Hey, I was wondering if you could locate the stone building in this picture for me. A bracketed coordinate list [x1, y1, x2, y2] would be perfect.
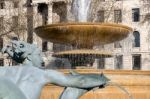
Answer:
[93, 0, 150, 70]
[0, 0, 150, 70]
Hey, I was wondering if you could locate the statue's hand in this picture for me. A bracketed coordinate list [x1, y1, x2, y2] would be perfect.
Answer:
[21, 52, 30, 59]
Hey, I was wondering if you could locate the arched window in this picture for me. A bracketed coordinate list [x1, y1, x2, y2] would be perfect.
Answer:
[133, 31, 140, 47]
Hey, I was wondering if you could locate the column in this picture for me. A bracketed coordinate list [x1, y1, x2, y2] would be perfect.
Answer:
[66, 0, 75, 22]
[123, 55, 132, 70]
[32, 3, 39, 27]
[47, 2, 53, 51]
[47, 2, 53, 24]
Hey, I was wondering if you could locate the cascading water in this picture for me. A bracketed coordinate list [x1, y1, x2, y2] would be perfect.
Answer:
[92, 81, 133, 99]
[72, 0, 91, 22]
[107, 82, 134, 99]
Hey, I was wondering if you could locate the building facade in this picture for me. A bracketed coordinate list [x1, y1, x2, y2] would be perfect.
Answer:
[0, 0, 150, 70]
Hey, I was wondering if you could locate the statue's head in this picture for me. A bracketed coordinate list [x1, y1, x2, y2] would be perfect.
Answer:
[10, 40, 32, 52]
[3, 40, 43, 68]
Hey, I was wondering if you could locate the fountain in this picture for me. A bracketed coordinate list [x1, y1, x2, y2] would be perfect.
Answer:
[35, 23, 131, 67]
[0, 41, 133, 99]
[35, 0, 132, 68]
[72, 0, 91, 22]
[0, 0, 149, 99]
[35, 0, 150, 99]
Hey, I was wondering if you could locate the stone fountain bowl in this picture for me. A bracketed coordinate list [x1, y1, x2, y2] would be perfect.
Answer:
[35, 23, 132, 48]
[53, 49, 112, 67]
[53, 49, 112, 58]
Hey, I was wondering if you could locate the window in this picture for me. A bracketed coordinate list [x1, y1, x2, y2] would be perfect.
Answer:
[114, 55, 123, 69]
[12, 16, 18, 28]
[114, 41, 122, 48]
[114, 10, 122, 23]
[0, 38, 3, 50]
[42, 41, 48, 52]
[132, 54, 141, 70]
[133, 31, 140, 47]
[0, 1, 5, 9]
[0, 17, 4, 32]
[97, 10, 105, 22]
[0, 59, 4, 66]
[53, 43, 59, 52]
[52, 2, 67, 22]
[98, 58, 105, 69]
[42, 62, 45, 67]
[38, 3, 48, 25]
[30, 0, 32, 3]
[13, 1, 19, 8]
[132, 8, 140, 22]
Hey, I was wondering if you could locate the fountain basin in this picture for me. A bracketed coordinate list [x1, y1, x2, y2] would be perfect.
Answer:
[40, 70, 150, 99]
[53, 49, 112, 57]
[53, 49, 112, 68]
[35, 23, 132, 48]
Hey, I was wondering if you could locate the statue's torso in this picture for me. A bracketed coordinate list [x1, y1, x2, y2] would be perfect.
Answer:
[0, 66, 46, 99]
